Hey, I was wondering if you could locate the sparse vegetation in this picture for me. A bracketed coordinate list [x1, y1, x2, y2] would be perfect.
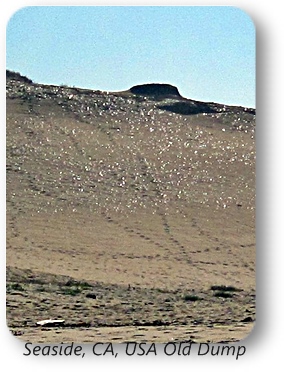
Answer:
[7, 283, 24, 291]
[86, 293, 97, 299]
[61, 279, 93, 296]
[183, 294, 202, 302]
[62, 287, 82, 296]
[65, 279, 92, 289]
[213, 291, 234, 299]
[210, 285, 242, 299]
[210, 285, 242, 292]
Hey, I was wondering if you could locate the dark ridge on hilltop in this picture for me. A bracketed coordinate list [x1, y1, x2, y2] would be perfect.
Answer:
[129, 83, 217, 115]
[6, 70, 33, 84]
[130, 83, 181, 98]
[129, 83, 255, 116]
[6, 69, 255, 116]
[158, 101, 217, 115]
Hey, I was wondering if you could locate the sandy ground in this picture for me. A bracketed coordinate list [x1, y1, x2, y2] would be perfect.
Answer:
[6, 75, 255, 343]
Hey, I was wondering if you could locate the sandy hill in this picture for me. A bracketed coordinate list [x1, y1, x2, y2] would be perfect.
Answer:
[6, 70, 255, 343]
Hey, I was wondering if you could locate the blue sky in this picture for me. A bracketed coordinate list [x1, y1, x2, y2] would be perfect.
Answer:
[6, 6, 255, 108]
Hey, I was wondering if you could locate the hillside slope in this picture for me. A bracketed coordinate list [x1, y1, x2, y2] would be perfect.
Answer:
[6, 71, 256, 343]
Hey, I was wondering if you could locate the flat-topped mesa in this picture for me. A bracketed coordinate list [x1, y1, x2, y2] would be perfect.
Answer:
[129, 83, 182, 98]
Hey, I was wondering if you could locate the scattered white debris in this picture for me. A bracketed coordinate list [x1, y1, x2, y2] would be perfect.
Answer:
[36, 319, 65, 327]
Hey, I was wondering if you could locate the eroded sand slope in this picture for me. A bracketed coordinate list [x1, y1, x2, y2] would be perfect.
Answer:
[6, 72, 256, 342]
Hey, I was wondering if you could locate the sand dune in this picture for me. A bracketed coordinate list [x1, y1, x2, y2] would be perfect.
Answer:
[6, 71, 255, 343]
